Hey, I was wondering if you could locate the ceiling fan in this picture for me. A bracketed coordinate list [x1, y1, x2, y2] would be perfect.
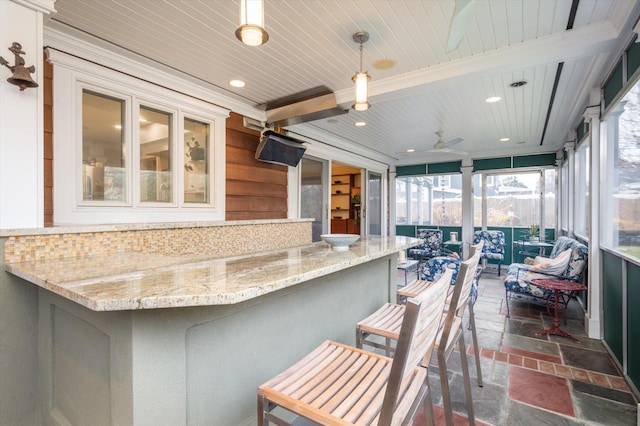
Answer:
[395, 131, 467, 157]
[426, 131, 467, 155]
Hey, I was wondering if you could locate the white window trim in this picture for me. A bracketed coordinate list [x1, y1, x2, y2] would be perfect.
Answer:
[49, 49, 228, 225]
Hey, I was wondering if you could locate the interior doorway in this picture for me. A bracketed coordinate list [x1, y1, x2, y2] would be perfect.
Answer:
[330, 162, 362, 235]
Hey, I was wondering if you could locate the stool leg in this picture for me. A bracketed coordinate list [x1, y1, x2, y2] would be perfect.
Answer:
[468, 300, 483, 387]
[438, 351, 454, 426]
[423, 377, 435, 426]
[458, 332, 475, 425]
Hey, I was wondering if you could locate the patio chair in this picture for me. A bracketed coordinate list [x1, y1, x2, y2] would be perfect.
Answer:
[504, 236, 588, 318]
[473, 230, 505, 276]
[257, 268, 452, 426]
[408, 228, 453, 265]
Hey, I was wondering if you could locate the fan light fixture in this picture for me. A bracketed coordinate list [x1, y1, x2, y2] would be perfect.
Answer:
[352, 31, 370, 111]
[236, 0, 269, 46]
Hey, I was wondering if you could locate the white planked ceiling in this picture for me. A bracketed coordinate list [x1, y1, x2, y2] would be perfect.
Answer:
[45, 0, 640, 165]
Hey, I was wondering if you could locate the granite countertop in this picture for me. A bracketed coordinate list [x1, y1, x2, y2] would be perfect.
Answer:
[5, 235, 420, 311]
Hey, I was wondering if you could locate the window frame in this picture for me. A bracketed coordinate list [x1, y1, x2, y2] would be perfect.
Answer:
[473, 167, 556, 231]
[51, 52, 227, 225]
[600, 72, 640, 262]
[395, 173, 462, 227]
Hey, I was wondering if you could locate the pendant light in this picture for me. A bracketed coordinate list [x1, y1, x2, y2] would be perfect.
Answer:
[236, 0, 269, 47]
[352, 31, 370, 111]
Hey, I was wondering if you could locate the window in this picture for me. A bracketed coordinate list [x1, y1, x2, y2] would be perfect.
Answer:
[396, 174, 462, 226]
[51, 50, 227, 225]
[140, 106, 173, 203]
[561, 160, 569, 230]
[473, 169, 556, 230]
[544, 169, 557, 229]
[184, 118, 210, 204]
[81, 88, 214, 208]
[602, 77, 640, 259]
[574, 141, 590, 238]
[82, 90, 126, 202]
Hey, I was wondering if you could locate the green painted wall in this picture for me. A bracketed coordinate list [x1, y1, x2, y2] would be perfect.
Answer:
[604, 59, 623, 109]
[396, 225, 416, 238]
[627, 262, 640, 390]
[602, 251, 623, 363]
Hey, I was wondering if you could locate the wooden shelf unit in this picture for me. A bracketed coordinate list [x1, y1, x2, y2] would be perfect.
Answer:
[331, 173, 361, 234]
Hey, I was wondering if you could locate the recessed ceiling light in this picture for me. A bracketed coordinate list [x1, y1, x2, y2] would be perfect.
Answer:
[355, 121, 366, 127]
[499, 137, 510, 142]
[510, 80, 527, 88]
[485, 96, 502, 103]
[406, 148, 415, 153]
[229, 79, 246, 88]
[373, 58, 397, 70]
[114, 125, 122, 129]
[516, 140, 526, 144]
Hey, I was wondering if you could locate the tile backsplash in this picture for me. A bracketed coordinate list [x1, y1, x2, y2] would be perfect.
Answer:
[4, 221, 312, 263]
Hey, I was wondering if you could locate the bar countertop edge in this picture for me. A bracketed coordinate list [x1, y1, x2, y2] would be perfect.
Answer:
[5, 235, 421, 311]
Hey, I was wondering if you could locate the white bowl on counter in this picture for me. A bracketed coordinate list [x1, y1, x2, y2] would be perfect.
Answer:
[320, 234, 360, 251]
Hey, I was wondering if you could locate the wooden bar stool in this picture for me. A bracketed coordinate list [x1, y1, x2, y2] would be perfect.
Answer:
[356, 250, 482, 426]
[257, 269, 453, 426]
[397, 242, 485, 387]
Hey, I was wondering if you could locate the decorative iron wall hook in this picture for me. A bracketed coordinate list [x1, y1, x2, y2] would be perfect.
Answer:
[0, 42, 39, 91]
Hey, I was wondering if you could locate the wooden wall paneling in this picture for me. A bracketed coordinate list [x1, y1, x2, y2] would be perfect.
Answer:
[225, 112, 288, 220]
[226, 180, 287, 198]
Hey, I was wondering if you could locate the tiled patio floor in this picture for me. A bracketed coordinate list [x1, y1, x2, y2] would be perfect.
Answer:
[407, 270, 639, 426]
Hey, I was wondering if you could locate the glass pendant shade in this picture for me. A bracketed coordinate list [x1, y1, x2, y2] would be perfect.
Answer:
[236, 0, 269, 46]
[352, 71, 370, 111]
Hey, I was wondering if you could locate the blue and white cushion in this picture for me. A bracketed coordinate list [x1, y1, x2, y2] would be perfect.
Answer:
[473, 230, 505, 261]
[419, 256, 481, 303]
[409, 228, 444, 259]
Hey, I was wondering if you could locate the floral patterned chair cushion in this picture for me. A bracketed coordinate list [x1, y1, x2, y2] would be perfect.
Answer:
[408, 228, 448, 260]
[472, 230, 506, 275]
[419, 256, 482, 304]
[503, 236, 588, 315]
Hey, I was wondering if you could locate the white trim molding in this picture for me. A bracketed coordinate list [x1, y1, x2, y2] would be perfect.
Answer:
[10, 0, 56, 15]
[584, 103, 602, 339]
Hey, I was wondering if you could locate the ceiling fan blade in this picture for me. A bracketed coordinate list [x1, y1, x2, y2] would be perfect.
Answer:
[438, 147, 468, 155]
[423, 145, 468, 156]
[446, 0, 476, 52]
[445, 137, 463, 147]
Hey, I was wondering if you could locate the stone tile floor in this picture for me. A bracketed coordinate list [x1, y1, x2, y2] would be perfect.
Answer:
[408, 271, 639, 426]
